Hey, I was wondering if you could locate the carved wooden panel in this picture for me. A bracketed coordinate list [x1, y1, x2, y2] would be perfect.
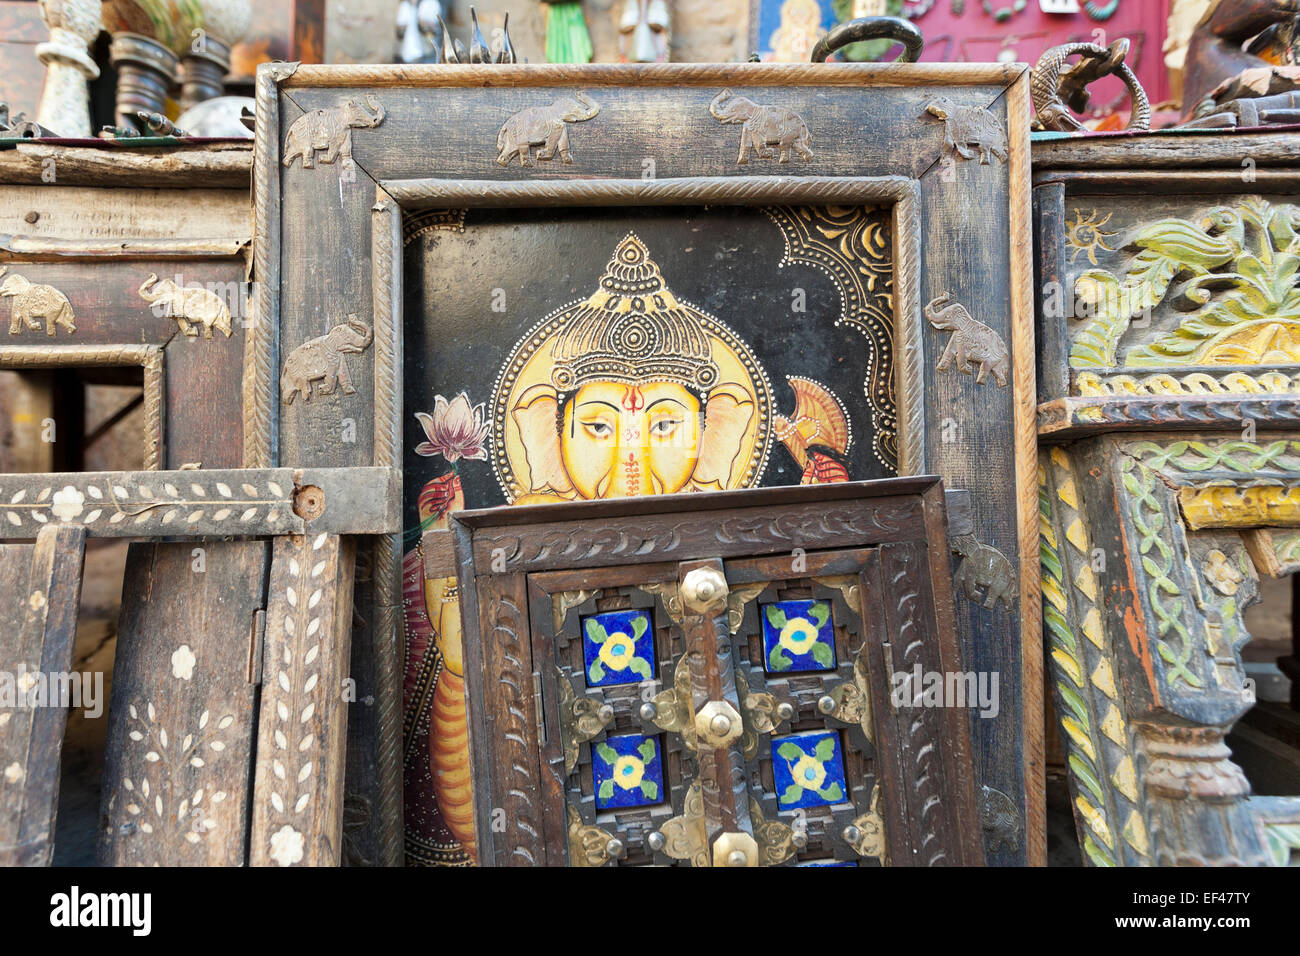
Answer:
[98, 541, 267, 866]
[451, 477, 981, 866]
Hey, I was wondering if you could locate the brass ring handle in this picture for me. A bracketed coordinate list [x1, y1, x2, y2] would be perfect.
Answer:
[1031, 40, 1151, 133]
[810, 16, 925, 64]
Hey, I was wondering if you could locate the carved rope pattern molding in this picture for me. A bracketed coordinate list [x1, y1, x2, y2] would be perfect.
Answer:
[1039, 448, 1149, 865]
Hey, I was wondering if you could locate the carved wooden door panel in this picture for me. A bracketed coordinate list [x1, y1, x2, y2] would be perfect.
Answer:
[449, 478, 982, 866]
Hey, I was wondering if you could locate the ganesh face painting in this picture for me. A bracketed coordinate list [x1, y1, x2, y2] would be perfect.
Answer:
[491, 233, 774, 503]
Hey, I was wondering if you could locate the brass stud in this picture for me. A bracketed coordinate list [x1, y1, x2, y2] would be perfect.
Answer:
[639, 701, 658, 721]
[817, 695, 836, 715]
[843, 825, 861, 844]
[605, 838, 625, 860]
[646, 831, 665, 852]
[776, 702, 795, 721]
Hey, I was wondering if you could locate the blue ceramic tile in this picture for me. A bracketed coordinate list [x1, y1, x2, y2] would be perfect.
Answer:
[796, 859, 858, 867]
[771, 730, 848, 809]
[761, 599, 836, 673]
[582, 609, 655, 687]
[592, 733, 664, 810]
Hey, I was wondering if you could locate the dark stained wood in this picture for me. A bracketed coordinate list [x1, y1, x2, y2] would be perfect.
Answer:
[0, 524, 85, 866]
[453, 477, 981, 866]
[97, 540, 268, 866]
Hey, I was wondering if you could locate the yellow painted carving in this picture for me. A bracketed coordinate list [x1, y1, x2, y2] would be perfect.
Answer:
[1100, 704, 1126, 746]
[1091, 658, 1117, 700]
[1179, 485, 1300, 530]
[1076, 369, 1300, 396]
[1061, 716, 1096, 761]
[1066, 518, 1088, 553]
[1082, 607, 1104, 648]
[1043, 576, 1068, 614]
[1053, 649, 1083, 688]
[1113, 756, 1138, 802]
[1074, 563, 1098, 602]
[1122, 809, 1149, 855]
[1076, 796, 1115, 849]
[1051, 446, 1071, 469]
[1058, 477, 1079, 511]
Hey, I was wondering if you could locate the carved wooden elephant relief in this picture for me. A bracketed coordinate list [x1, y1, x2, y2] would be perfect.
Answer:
[280, 316, 374, 404]
[0, 268, 75, 337]
[282, 95, 386, 169]
[496, 92, 601, 167]
[708, 89, 813, 165]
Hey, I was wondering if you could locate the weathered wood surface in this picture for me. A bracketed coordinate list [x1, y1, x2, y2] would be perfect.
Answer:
[0, 143, 252, 189]
[0, 524, 86, 866]
[1032, 130, 1300, 172]
[250, 533, 356, 866]
[97, 541, 267, 866]
[0, 186, 250, 244]
[0, 466, 400, 538]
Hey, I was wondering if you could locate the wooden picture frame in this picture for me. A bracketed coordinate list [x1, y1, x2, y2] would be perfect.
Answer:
[253, 62, 1042, 866]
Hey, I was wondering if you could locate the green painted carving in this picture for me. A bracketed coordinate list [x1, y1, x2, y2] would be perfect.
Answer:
[1039, 468, 1117, 867]
[1118, 446, 1203, 690]
[1068, 200, 1300, 369]
[1264, 822, 1300, 866]
[1070, 215, 1238, 368]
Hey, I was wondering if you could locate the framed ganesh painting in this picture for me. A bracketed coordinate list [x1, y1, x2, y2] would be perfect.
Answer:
[253, 61, 1040, 866]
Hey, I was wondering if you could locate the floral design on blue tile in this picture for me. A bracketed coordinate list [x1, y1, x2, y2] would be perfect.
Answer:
[582, 609, 655, 687]
[593, 733, 663, 809]
[772, 730, 848, 809]
[762, 599, 836, 673]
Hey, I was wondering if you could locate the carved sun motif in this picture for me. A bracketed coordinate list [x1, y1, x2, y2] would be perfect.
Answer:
[1066, 209, 1118, 266]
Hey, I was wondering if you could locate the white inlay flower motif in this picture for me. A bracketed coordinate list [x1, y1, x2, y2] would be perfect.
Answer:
[51, 486, 85, 521]
[171, 644, 197, 681]
[269, 824, 305, 866]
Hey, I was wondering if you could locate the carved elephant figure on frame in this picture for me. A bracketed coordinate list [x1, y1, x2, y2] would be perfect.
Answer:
[924, 293, 1010, 387]
[138, 273, 233, 338]
[496, 92, 600, 167]
[952, 534, 1016, 611]
[0, 268, 75, 336]
[925, 97, 1008, 165]
[280, 315, 374, 405]
[282, 95, 386, 169]
[709, 89, 813, 165]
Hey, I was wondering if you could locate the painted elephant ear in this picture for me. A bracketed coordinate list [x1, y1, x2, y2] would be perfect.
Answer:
[690, 383, 755, 493]
[511, 383, 575, 500]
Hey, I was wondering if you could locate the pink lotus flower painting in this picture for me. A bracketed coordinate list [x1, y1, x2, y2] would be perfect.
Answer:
[414, 392, 490, 465]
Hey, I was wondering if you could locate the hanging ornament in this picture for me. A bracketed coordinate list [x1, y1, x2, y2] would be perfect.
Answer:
[540, 0, 594, 63]
[981, 0, 1028, 22]
[1083, 0, 1119, 21]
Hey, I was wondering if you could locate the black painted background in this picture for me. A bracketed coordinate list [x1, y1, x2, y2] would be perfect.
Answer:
[401, 204, 895, 531]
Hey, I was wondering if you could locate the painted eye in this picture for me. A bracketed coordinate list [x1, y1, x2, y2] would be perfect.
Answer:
[583, 420, 614, 438]
[650, 418, 681, 436]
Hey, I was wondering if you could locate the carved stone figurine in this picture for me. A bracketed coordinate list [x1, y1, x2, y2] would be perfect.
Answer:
[280, 316, 374, 405]
[708, 89, 813, 165]
[138, 273, 233, 338]
[495, 92, 600, 167]
[925, 97, 1008, 165]
[924, 293, 1009, 387]
[281, 95, 386, 170]
[0, 268, 75, 337]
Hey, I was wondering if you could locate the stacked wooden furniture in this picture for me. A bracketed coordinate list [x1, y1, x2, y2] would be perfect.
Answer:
[1035, 128, 1300, 866]
[0, 140, 399, 866]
